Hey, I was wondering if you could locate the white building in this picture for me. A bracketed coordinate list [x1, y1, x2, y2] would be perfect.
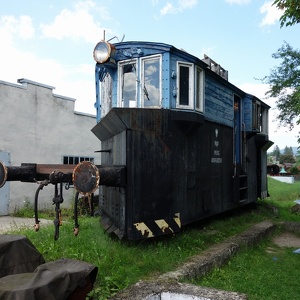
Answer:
[0, 78, 101, 215]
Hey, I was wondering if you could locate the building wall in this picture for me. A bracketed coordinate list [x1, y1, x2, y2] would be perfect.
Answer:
[0, 78, 101, 213]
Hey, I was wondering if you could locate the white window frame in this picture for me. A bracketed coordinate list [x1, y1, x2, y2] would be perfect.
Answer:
[176, 61, 194, 109]
[140, 54, 162, 108]
[118, 59, 138, 108]
[195, 66, 204, 112]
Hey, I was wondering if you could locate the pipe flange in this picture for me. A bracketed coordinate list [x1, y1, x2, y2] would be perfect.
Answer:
[72, 161, 100, 196]
[0, 161, 7, 188]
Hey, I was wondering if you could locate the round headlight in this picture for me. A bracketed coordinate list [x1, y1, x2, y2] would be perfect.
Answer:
[93, 41, 112, 64]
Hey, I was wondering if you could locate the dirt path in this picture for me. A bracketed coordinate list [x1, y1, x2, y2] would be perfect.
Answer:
[273, 231, 300, 248]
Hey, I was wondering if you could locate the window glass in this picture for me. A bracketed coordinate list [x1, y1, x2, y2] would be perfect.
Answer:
[142, 57, 160, 107]
[177, 62, 193, 109]
[120, 62, 137, 107]
[179, 65, 189, 105]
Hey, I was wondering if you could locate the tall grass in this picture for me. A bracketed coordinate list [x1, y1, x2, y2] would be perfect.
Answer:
[9, 177, 300, 299]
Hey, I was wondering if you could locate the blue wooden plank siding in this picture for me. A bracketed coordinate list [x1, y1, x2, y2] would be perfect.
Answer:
[204, 74, 234, 127]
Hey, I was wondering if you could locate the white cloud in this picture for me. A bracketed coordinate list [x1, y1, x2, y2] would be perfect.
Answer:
[260, 1, 283, 26]
[225, 0, 251, 5]
[160, 0, 198, 16]
[160, 3, 175, 15]
[0, 11, 95, 115]
[0, 15, 35, 41]
[179, 0, 198, 9]
[40, 0, 109, 43]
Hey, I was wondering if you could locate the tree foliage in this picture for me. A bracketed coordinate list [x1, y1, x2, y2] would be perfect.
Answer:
[280, 154, 296, 164]
[268, 145, 296, 164]
[283, 145, 294, 155]
[270, 145, 281, 161]
[273, 0, 300, 27]
[263, 42, 300, 132]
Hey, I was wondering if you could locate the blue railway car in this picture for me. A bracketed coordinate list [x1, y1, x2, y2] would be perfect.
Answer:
[0, 39, 274, 240]
[91, 40, 273, 240]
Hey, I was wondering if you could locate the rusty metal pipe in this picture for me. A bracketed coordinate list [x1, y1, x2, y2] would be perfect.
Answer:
[0, 161, 126, 190]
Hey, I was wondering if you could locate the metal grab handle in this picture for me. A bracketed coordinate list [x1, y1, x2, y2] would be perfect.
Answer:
[74, 191, 80, 236]
[52, 176, 64, 241]
[34, 180, 49, 231]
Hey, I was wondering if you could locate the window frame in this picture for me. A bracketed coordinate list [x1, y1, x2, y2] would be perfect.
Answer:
[252, 100, 262, 132]
[195, 66, 204, 112]
[176, 61, 194, 109]
[118, 58, 138, 108]
[140, 54, 162, 108]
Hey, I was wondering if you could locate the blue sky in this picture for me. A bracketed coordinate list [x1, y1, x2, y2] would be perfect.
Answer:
[0, 0, 299, 150]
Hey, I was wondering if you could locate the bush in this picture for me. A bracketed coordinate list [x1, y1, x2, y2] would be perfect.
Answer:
[289, 166, 300, 175]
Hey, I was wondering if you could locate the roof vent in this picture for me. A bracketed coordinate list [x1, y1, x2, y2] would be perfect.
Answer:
[202, 55, 228, 81]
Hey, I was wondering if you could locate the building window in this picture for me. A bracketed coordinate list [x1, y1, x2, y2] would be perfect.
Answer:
[177, 62, 193, 109]
[141, 55, 161, 108]
[118, 59, 138, 108]
[195, 66, 204, 112]
[63, 156, 94, 165]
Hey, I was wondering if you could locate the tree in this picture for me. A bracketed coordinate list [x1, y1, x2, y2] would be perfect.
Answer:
[263, 42, 300, 135]
[273, 0, 300, 27]
[280, 146, 296, 163]
[271, 145, 281, 161]
[283, 146, 294, 155]
[280, 154, 296, 164]
[264, 2, 300, 144]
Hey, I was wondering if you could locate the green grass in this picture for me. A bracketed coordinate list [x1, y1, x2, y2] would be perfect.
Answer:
[187, 177, 300, 300]
[190, 237, 300, 300]
[9, 177, 300, 299]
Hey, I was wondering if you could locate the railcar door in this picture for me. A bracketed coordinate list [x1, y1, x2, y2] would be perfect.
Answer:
[233, 95, 248, 203]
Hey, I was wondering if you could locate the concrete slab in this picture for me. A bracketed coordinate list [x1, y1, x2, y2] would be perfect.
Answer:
[112, 281, 247, 300]
[0, 216, 52, 234]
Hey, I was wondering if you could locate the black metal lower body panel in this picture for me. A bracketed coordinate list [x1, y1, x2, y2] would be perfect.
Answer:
[97, 108, 262, 240]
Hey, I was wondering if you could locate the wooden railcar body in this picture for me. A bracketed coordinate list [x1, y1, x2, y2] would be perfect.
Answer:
[92, 41, 273, 240]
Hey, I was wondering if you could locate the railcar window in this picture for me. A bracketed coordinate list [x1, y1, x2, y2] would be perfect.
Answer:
[252, 101, 261, 131]
[179, 66, 189, 105]
[195, 66, 204, 112]
[141, 56, 161, 108]
[119, 60, 137, 108]
[177, 62, 193, 109]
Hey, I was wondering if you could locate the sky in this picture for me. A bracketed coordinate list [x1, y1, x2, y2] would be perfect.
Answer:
[0, 0, 299, 150]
